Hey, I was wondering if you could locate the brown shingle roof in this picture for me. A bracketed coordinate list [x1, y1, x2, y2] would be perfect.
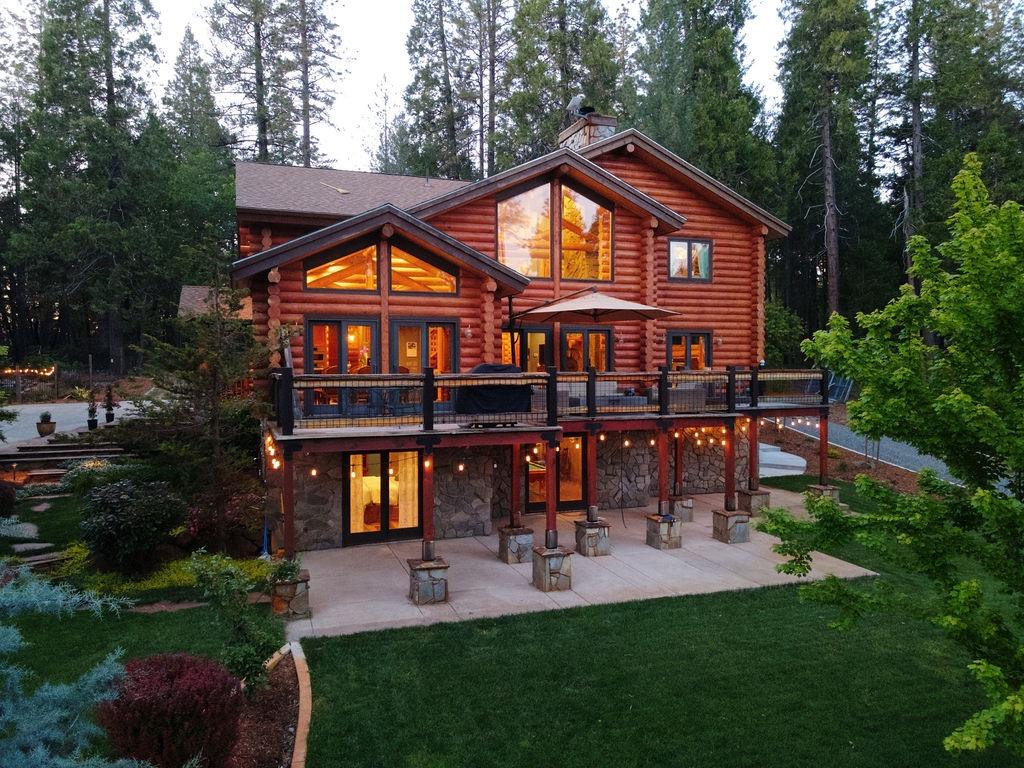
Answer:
[235, 162, 471, 219]
[178, 285, 253, 320]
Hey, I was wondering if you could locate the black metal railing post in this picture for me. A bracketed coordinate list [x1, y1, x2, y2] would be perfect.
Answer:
[658, 365, 670, 415]
[423, 367, 435, 431]
[276, 367, 294, 435]
[726, 366, 737, 412]
[750, 366, 759, 408]
[820, 368, 830, 405]
[586, 366, 597, 418]
[546, 366, 558, 426]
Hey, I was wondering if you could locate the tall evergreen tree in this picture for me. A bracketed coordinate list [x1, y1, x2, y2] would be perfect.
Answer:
[633, 0, 773, 196]
[495, 0, 618, 169]
[208, 0, 299, 163]
[164, 26, 226, 150]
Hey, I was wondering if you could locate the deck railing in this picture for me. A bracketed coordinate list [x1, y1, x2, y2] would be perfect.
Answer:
[269, 366, 828, 435]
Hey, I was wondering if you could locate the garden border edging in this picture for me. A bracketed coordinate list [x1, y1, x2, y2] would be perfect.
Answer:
[289, 640, 313, 768]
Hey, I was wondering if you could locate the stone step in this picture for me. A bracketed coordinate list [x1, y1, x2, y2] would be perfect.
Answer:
[23, 468, 67, 483]
[758, 444, 807, 479]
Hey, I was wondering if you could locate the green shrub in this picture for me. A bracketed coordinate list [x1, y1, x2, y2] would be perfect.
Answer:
[0, 480, 16, 517]
[81, 480, 186, 573]
[60, 459, 160, 495]
[187, 552, 283, 688]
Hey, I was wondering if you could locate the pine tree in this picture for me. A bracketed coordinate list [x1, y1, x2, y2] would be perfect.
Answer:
[208, 0, 299, 163]
[633, 0, 774, 196]
[495, 0, 619, 169]
[280, 0, 342, 167]
[163, 26, 226, 150]
[404, 0, 476, 179]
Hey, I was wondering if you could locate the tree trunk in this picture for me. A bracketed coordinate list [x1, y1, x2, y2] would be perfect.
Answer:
[555, 0, 571, 109]
[253, 16, 269, 162]
[102, 0, 116, 126]
[907, 0, 924, 283]
[821, 104, 840, 317]
[476, 5, 485, 178]
[299, 0, 312, 167]
[437, 0, 458, 177]
[486, 0, 497, 176]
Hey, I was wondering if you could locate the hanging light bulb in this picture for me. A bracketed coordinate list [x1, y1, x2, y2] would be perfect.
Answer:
[599, 433, 606, 442]
[423, 458, 431, 469]
[310, 468, 318, 477]
[457, 462, 465, 472]
[623, 439, 631, 448]
[709, 437, 716, 445]
[674, 431, 680, 439]
[350, 470, 356, 478]
[271, 458, 281, 470]
[649, 438, 656, 446]
[388, 466, 395, 476]
[696, 439, 703, 447]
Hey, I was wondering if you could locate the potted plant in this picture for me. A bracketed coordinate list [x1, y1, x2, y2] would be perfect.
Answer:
[266, 558, 309, 618]
[86, 392, 98, 431]
[103, 384, 117, 424]
[36, 410, 55, 437]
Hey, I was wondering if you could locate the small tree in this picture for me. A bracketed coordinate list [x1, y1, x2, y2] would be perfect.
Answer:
[0, 346, 17, 442]
[760, 155, 1024, 756]
[119, 284, 266, 552]
[0, 558, 139, 767]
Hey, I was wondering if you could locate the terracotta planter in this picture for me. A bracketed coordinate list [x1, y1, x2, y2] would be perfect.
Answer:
[36, 421, 56, 437]
[270, 570, 310, 619]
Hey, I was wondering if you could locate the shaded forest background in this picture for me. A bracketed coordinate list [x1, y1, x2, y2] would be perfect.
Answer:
[0, 0, 1021, 370]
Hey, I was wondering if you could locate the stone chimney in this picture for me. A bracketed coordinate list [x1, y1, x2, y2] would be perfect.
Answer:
[558, 108, 618, 150]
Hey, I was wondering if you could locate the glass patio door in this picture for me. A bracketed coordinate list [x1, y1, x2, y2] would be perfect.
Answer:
[525, 436, 586, 511]
[561, 328, 611, 372]
[307, 320, 378, 414]
[667, 332, 711, 371]
[343, 450, 422, 545]
[392, 321, 455, 374]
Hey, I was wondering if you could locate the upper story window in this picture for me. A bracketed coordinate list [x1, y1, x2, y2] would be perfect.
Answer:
[668, 238, 712, 282]
[390, 245, 457, 294]
[305, 243, 378, 291]
[497, 183, 552, 278]
[561, 184, 612, 281]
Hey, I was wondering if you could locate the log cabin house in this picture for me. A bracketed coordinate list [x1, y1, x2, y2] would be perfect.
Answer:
[232, 112, 834, 597]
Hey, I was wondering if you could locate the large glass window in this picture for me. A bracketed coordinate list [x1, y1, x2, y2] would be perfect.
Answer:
[305, 244, 378, 291]
[561, 185, 612, 281]
[667, 331, 711, 370]
[307, 320, 377, 412]
[561, 328, 611, 372]
[668, 239, 712, 282]
[501, 329, 551, 372]
[390, 245, 457, 294]
[497, 183, 552, 278]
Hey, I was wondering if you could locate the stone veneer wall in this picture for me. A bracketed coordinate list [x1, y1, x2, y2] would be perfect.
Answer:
[596, 430, 750, 509]
[432, 447, 499, 539]
[291, 452, 344, 550]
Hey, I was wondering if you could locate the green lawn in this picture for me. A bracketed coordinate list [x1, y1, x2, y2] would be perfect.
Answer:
[301, 476, 1023, 768]
[1, 494, 82, 556]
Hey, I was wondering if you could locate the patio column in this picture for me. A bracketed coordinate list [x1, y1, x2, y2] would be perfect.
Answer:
[280, 446, 296, 557]
[738, 416, 770, 514]
[585, 430, 598, 519]
[499, 444, 534, 564]
[576, 430, 611, 557]
[408, 447, 449, 604]
[533, 437, 572, 591]
[656, 429, 670, 515]
[723, 417, 737, 512]
[420, 448, 436, 560]
[544, 441, 558, 548]
[673, 429, 684, 496]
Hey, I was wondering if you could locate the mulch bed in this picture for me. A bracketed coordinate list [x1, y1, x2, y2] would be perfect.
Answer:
[763, 420, 921, 494]
[231, 652, 299, 768]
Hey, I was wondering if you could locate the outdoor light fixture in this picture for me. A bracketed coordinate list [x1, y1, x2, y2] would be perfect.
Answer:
[423, 458, 431, 469]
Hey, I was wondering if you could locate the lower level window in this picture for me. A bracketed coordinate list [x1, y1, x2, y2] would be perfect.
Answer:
[667, 332, 711, 370]
[346, 451, 420, 539]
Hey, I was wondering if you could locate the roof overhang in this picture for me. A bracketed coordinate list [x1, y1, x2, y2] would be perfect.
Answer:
[579, 129, 791, 239]
[231, 204, 531, 297]
[409, 148, 686, 236]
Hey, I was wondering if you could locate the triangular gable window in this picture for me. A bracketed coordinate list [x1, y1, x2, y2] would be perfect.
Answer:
[390, 245, 457, 294]
[305, 243, 378, 291]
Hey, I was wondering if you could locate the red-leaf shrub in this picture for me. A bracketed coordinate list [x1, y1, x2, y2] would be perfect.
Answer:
[98, 653, 243, 768]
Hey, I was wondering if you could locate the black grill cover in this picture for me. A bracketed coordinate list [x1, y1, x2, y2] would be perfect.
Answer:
[455, 363, 534, 414]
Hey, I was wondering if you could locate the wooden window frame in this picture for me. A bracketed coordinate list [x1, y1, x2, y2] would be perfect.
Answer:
[559, 180, 615, 283]
[389, 318, 461, 374]
[495, 178, 554, 281]
[302, 233, 382, 294]
[341, 449, 424, 546]
[387, 237, 460, 297]
[667, 237, 714, 283]
[559, 326, 614, 372]
[665, 330, 713, 370]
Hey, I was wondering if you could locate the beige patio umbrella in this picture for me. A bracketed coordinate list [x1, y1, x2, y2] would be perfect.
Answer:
[514, 287, 680, 323]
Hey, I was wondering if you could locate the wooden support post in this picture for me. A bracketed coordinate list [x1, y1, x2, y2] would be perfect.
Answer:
[724, 418, 737, 512]
[544, 441, 558, 548]
[510, 444, 523, 528]
[818, 413, 829, 487]
[585, 432, 598, 510]
[673, 429, 684, 497]
[657, 430, 669, 506]
[422, 448, 436, 561]
[748, 417, 760, 491]
[281, 449, 296, 557]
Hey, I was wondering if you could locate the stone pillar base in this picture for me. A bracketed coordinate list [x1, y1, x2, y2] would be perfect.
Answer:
[738, 489, 771, 515]
[808, 484, 841, 502]
[532, 546, 573, 591]
[669, 495, 694, 522]
[498, 526, 534, 564]
[574, 519, 611, 557]
[645, 514, 682, 549]
[712, 510, 750, 544]
[407, 558, 450, 604]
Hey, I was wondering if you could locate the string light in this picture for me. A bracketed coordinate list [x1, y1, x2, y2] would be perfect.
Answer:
[599, 433, 606, 441]
[423, 458, 431, 469]
[623, 439, 631, 448]
[457, 461, 465, 472]
[271, 458, 281, 470]
[1, 366, 55, 376]
[674, 431, 680, 439]
[649, 438, 656, 446]
[310, 468, 318, 477]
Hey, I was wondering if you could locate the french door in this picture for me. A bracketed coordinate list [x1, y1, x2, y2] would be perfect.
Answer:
[391, 321, 457, 374]
[560, 327, 611, 372]
[306, 319, 379, 414]
[525, 435, 587, 511]
[667, 331, 711, 371]
[342, 450, 422, 545]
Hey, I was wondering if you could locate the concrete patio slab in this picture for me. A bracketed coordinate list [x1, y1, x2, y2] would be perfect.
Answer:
[288, 491, 872, 640]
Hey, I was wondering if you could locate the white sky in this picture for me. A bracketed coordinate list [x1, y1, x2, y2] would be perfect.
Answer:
[7, 0, 786, 171]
